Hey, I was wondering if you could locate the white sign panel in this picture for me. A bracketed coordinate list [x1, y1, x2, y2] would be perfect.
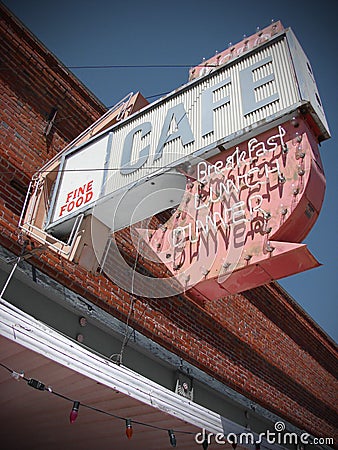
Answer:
[49, 133, 110, 226]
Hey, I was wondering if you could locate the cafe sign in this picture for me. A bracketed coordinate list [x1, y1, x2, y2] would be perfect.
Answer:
[45, 23, 329, 235]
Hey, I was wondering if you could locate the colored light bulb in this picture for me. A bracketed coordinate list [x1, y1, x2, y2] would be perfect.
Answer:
[125, 419, 133, 439]
[168, 429, 176, 447]
[70, 401, 80, 424]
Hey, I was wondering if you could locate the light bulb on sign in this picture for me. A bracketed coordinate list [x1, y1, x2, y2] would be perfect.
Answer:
[292, 132, 302, 146]
[295, 146, 305, 160]
[291, 117, 299, 128]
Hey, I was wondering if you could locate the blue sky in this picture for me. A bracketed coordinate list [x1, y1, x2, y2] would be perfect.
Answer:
[3, 0, 337, 342]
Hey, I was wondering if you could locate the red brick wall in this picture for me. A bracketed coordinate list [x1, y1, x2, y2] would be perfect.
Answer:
[1, 4, 337, 444]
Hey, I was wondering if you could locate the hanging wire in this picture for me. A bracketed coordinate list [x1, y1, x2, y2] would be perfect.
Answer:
[0, 257, 21, 299]
[0, 164, 182, 176]
[0, 71, 211, 178]
[0, 63, 217, 71]
[0, 241, 29, 299]
[112, 296, 135, 365]
[111, 235, 144, 365]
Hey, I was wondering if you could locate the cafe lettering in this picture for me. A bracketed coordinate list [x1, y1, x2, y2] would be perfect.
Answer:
[120, 56, 279, 175]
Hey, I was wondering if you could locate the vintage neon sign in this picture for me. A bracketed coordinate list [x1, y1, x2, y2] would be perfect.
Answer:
[44, 24, 329, 234]
[21, 22, 329, 297]
[137, 116, 325, 298]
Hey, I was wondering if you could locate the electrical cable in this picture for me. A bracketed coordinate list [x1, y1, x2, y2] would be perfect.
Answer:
[0, 361, 196, 436]
[113, 295, 135, 365]
[0, 164, 183, 175]
[111, 226, 145, 364]
[53, 90, 171, 120]
[0, 63, 216, 71]
[0, 241, 29, 299]
[18, 79, 206, 178]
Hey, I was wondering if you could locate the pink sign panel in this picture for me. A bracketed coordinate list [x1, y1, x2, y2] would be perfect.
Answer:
[138, 115, 325, 298]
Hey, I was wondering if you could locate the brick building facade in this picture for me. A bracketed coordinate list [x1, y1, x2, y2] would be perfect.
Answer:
[0, 4, 337, 449]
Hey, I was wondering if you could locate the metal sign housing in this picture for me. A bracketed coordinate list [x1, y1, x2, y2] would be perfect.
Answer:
[44, 24, 329, 237]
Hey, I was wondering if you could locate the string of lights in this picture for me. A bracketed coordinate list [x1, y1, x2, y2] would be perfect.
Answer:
[0, 216, 257, 450]
[0, 361, 201, 448]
